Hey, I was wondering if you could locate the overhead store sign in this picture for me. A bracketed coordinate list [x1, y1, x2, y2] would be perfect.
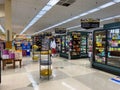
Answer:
[55, 28, 66, 34]
[81, 18, 100, 29]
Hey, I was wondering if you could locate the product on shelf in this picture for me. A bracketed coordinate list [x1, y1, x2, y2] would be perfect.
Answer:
[94, 30, 106, 63]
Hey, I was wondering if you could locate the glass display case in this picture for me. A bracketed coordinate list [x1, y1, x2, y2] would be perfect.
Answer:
[94, 30, 106, 64]
[88, 33, 93, 58]
[61, 35, 66, 54]
[60, 31, 88, 59]
[80, 32, 88, 57]
[92, 22, 120, 75]
[107, 28, 120, 67]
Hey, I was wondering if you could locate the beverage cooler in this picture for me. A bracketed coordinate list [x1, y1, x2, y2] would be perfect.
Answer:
[92, 22, 120, 75]
[60, 31, 88, 59]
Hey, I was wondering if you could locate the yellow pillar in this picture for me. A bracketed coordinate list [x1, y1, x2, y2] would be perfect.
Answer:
[5, 0, 12, 41]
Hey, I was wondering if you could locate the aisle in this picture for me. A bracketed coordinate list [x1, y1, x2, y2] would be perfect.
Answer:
[0, 57, 120, 90]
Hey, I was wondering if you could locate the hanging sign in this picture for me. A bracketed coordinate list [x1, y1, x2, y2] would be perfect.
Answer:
[81, 18, 100, 29]
[55, 28, 66, 34]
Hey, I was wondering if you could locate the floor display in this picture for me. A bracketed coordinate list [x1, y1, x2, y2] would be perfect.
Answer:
[39, 37, 52, 79]
[15, 35, 32, 56]
[60, 31, 88, 59]
[32, 35, 42, 61]
[92, 22, 120, 75]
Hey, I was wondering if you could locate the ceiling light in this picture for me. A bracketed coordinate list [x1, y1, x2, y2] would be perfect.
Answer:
[98, 2, 115, 9]
[48, 0, 60, 6]
[20, 0, 60, 34]
[87, 8, 100, 13]
[42, 5, 52, 11]
[0, 25, 5, 33]
[33, 1, 120, 35]
[113, 0, 120, 3]
[101, 15, 120, 21]
[67, 25, 81, 30]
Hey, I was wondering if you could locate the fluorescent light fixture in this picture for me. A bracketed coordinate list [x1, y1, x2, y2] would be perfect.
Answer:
[0, 25, 5, 33]
[87, 8, 100, 13]
[20, 0, 60, 34]
[98, 2, 115, 9]
[48, 0, 60, 6]
[33, 1, 120, 35]
[113, 0, 120, 3]
[42, 5, 52, 11]
[67, 25, 81, 30]
[101, 15, 120, 21]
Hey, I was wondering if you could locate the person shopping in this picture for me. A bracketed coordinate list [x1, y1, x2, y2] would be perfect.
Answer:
[50, 38, 56, 57]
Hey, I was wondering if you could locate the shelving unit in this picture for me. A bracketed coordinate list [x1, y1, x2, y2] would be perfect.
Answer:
[39, 37, 52, 79]
[92, 22, 120, 75]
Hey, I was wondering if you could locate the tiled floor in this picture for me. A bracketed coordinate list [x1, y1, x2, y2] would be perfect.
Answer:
[0, 56, 120, 90]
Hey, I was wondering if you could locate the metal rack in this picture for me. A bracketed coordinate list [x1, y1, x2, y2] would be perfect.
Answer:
[39, 37, 52, 80]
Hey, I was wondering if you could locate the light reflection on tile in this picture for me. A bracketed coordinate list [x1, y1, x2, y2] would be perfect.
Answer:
[73, 72, 120, 90]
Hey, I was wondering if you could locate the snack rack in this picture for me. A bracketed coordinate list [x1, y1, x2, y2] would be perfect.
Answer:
[39, 37, 52, 80]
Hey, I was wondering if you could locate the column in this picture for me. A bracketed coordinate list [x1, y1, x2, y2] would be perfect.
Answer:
[5, 0, 12, 41]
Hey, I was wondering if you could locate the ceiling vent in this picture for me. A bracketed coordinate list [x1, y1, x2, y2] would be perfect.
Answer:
[57, 0, 76, 7]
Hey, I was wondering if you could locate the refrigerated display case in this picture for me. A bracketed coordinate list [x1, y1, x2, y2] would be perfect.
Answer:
[60, 31, 88, 59]
[88, 32, 93, 58]
[93, 30, 106, 64]
[92, 22, 120, 75]
[107, 28, 120, 68]
[60, 35, 68, 58]
[80, 32, 88, 57]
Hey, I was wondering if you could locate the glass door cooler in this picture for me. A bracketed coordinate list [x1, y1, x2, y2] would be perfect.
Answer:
[92, 22, 120, 75]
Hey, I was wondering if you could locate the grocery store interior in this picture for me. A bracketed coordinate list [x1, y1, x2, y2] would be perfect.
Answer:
[0, 0, 120, 90]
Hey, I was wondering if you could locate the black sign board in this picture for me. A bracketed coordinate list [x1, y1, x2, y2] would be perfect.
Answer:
[81, 18, 100, 29]
[55, 28, 66, 34]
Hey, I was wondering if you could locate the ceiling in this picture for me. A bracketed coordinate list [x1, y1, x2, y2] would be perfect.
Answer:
[0, 0, 120, 34]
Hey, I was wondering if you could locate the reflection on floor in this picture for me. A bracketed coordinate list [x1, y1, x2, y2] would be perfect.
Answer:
[0, 56, 120, 90]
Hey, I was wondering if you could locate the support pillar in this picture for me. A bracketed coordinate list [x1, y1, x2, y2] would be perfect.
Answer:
[5, 0, 12, 41]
